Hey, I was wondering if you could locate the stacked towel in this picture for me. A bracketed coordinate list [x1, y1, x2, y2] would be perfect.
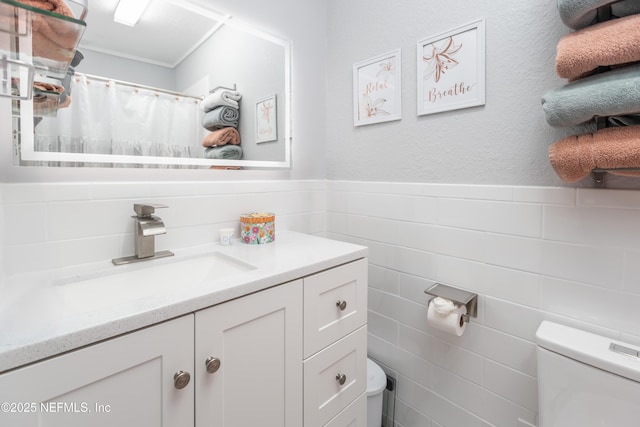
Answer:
[542, 63, 640, 127]
[557, 0, 640, 30]
[200, 87, 243, 161]
[204, 145, 243, 160]
[201, 127, 240, 147]
[200, 89, 242, 111]
[15, 0, 79, 62]
[543, 1, 640, 181]
[556, 15, 640, 81]
[15, 0, 73, 16]
[549, 126, 640, 182]
[201, 105, 240, 131]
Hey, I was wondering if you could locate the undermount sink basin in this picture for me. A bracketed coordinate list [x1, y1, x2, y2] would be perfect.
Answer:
[54, 252, 256, 311]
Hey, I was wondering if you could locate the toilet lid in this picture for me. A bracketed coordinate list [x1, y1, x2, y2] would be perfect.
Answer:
[366, 358, 387, 396]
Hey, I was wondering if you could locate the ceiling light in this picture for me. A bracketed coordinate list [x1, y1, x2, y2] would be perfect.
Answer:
[113, 0, 151, 27]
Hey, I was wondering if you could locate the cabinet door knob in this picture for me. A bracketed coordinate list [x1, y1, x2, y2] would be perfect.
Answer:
[336, 300, 347, 311]
[173, 370, 191, 389]
[335, 373, 347, 385]
[205, 356, 221, 374]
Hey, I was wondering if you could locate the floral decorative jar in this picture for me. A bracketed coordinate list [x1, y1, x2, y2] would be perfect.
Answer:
[240, 213, 275, 244]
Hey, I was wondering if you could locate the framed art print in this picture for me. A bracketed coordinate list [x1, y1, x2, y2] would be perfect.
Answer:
[417, 19, 485, 116]
[353, 49, 402, 126]
[256, 94, 277, 143]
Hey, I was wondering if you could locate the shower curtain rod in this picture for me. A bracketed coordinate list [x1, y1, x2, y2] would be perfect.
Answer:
[76, 73, 203, 101]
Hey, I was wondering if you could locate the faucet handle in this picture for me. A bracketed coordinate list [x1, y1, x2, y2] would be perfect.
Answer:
[134, 203, 168, 217]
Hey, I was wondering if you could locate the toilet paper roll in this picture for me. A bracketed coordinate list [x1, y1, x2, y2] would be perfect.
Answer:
[427, 298, 467, 336]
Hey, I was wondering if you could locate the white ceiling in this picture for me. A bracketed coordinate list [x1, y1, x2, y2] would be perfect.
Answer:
[78, 0, 227, 68]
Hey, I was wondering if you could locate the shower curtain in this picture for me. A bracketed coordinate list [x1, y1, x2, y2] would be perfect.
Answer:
[33, 74, 204, 168]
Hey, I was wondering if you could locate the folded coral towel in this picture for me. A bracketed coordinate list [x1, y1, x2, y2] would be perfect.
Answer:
[556, 15, 640, 81]
[542, 63, 640, 127]
[200, 89, 242, 112]
[15, 0, 73, 16]
[557, 0, 640, 30]
[204, 144, 243, 160]
[201, 106, 239, 131]
[549, 126, 640, 182]
[14, 0, 78, 62]
[201, 127, 241, 147]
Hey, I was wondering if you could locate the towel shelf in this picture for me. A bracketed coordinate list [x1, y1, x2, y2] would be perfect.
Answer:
[592, 167, 640, 187]
[0, 0, 86, 80]
[596, 4, 611, 21]
[590, 113, 640, 186]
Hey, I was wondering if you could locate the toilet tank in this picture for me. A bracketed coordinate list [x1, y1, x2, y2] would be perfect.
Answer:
[536, 321, 640, 427]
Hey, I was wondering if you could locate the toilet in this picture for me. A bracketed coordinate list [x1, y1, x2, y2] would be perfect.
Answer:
[366, 358, 387, 427]
[536, 321, 640, 427]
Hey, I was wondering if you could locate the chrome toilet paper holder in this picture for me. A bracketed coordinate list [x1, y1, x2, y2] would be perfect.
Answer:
[424, 283, 478, 323]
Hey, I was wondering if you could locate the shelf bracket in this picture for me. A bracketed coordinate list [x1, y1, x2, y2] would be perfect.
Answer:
[424, 283, 478, 320]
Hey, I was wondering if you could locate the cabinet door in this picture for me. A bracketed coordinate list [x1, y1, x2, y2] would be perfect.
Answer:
[0, 315, 194, 427]
[195, 280, 303, 427]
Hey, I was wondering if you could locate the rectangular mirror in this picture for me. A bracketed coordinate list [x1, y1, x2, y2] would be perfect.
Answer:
[13, 0, 291, 168]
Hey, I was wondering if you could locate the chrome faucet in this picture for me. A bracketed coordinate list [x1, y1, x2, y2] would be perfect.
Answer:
[112, 203, 174, 265]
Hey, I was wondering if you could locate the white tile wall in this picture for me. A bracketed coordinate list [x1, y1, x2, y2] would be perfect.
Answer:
[0, 180, 327, 277]
[2, 179, 639, 427]
[326, 181, 640, 427]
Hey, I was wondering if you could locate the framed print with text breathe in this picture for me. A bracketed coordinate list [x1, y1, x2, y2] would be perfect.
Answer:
[417, 19, 485, 116]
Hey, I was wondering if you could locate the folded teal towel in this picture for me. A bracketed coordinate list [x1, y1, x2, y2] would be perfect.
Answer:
[204, 144, 243, 160]
[542, 64, 640, 127]
[201, 106, 239, 131]
[557, 0, 640, 29]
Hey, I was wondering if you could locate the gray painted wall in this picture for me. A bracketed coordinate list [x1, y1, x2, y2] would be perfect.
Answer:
[176, 24, 286, 162]
[78, 48, 177, 91]
[325, 0, 638, 188]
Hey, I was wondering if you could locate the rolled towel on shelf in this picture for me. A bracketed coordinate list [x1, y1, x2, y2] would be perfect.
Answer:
[15, 0, 80, 62]
[541, 63, 640, 127]
[204, 144, 243, 160]
[549, 126, 640, 182]
[15, 0, 73, 16]
[557, 0, 640, 30]
[556, 15, 640, 81]
[201, 105, 239, 131]
[200, 89, 242, 112]
[201, 127, 240, 147]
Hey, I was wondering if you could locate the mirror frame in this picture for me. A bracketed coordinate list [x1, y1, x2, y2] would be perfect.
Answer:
[18, 6, 292, 169]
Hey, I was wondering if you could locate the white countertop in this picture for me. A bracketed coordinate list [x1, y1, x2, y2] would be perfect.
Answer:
[0, 231, 367, 373]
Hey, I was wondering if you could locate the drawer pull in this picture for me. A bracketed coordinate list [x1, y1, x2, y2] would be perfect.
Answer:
[173, 370, 191, 389]
[336, 300, 347, 311]
[205, 356, 221, 374]
[335, 373, 347, 385]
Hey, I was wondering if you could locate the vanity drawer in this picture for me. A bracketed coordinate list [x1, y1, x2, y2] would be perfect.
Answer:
[304, 258, 367, 358]
[324, 393, 366, 427]
[303, 326, 367, 427]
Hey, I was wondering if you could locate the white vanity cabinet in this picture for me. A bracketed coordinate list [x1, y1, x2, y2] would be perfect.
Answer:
[0, 255, 368, 427]
[0, 314, 195, 427]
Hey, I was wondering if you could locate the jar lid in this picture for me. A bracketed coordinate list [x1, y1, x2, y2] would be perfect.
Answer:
[240, 213, 275, 223]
